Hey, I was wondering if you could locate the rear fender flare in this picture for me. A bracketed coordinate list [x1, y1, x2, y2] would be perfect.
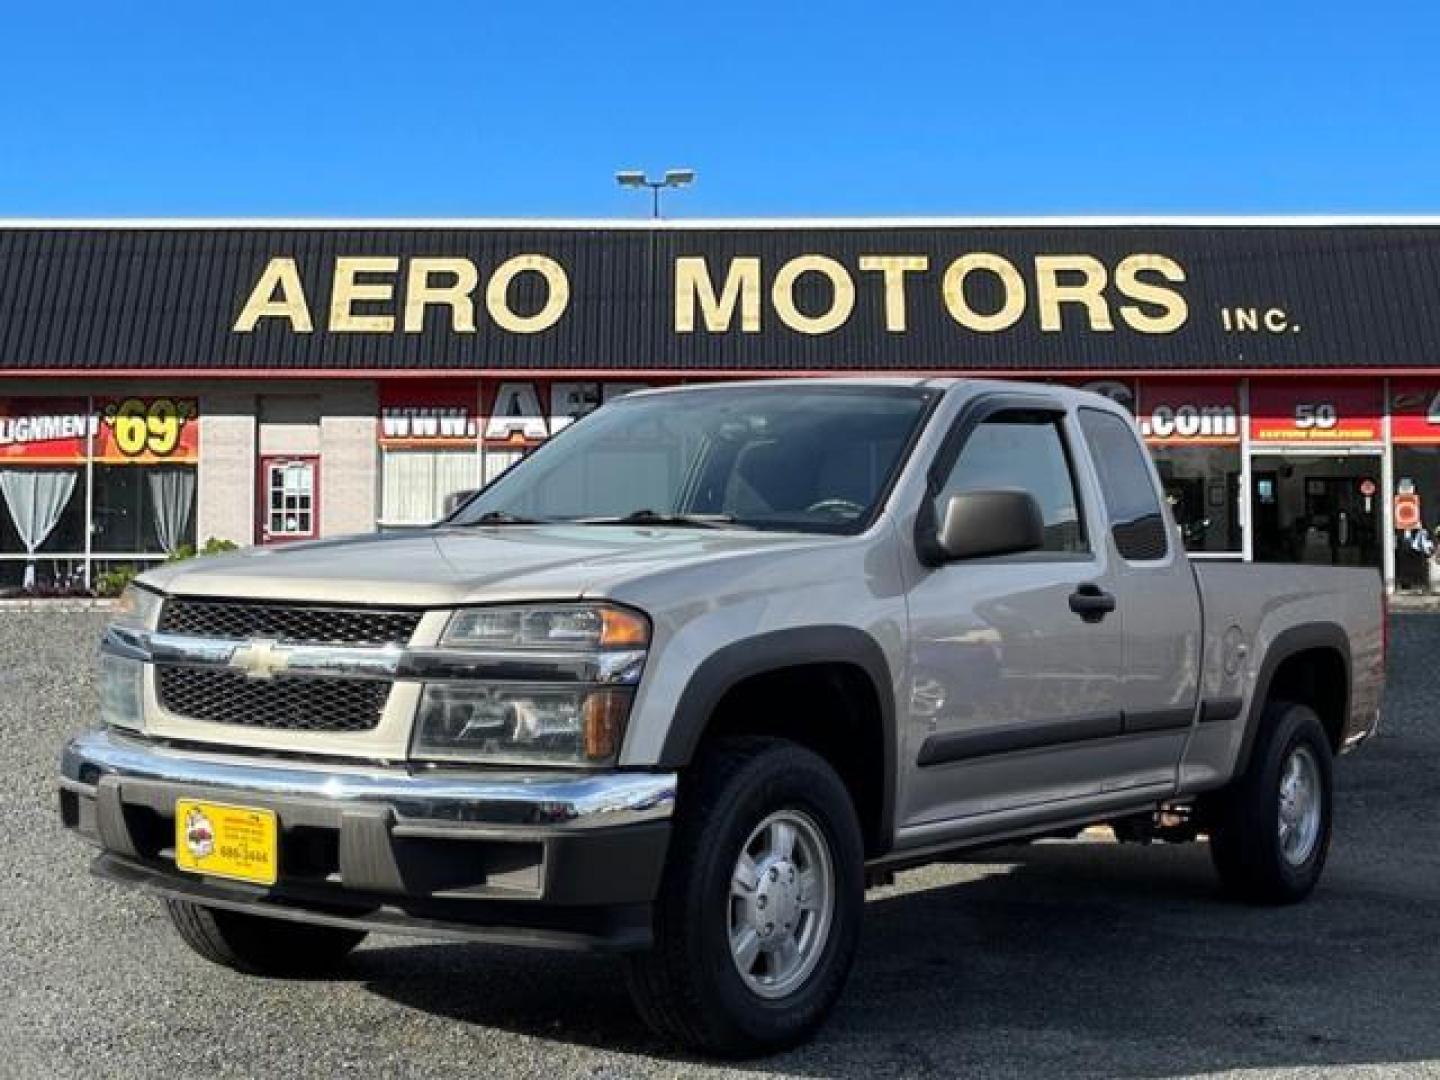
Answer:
[1236, 621, 1350, 772]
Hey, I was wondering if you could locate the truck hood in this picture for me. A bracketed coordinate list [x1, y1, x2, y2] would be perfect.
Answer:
[139, 525, 838, 607]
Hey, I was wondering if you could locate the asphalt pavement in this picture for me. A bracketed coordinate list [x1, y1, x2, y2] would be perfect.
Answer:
[2, 609, 1437, 1079]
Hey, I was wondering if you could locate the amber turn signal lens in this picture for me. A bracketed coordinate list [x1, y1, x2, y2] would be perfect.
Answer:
[599, 607, 650, 648]
[582, 689, 632, 761]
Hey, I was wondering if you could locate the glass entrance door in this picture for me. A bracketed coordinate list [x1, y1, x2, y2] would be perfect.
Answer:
[1251, 454, 1381, 567]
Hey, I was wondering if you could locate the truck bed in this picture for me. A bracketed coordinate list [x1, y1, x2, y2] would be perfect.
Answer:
[1178, 561, 1385, 793]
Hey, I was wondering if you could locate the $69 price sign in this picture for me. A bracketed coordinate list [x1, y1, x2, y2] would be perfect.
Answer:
[101, 397, 198, 459]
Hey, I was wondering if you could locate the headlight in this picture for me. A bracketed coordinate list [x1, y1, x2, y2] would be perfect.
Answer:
[442, 604, 649, 650]
[100, 584, 161, 732]
[113, 583, 163, 629]
[98, 652, 145, 731]
[411, 603, 649, 766]
[414, 685, 632, 764]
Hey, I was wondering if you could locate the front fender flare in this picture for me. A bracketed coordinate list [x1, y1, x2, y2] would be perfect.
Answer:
[655, 625, 897, 850]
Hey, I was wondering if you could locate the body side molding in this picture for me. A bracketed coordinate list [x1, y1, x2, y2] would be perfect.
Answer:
[917, 711, 1123, 766]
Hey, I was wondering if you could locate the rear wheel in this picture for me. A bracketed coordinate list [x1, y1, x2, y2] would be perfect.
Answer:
[1208, 701, 1334, 905]
[626, 737, 864, 1056]
[165, 899, 367, 976]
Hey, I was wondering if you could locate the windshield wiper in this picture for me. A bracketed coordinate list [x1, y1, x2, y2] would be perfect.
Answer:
[459, 510, 548, 525]
[573, 509, 745, 529]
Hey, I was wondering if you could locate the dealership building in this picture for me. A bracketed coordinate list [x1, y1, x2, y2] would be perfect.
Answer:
[4, 216, 1440, 593]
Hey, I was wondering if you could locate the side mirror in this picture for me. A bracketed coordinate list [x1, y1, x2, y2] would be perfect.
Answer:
[935, 489, 1045, 561]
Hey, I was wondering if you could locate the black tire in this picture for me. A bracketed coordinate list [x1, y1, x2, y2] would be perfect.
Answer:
[165, 899, 367, 976]
[626, 737, 865, 1057]
[1208, 701, 1334, 905]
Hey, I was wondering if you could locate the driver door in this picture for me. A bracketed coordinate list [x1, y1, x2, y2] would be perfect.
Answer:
[900, 401, 1127, 827]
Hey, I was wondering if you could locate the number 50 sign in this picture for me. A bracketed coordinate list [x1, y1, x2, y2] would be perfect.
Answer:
[1250, 381, 1382, 443]
[97, 397, 200, 463]
[1292, 402, 1338, 430]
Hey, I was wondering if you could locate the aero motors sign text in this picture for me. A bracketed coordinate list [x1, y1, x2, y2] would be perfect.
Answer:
[232, 251, 1191, 338]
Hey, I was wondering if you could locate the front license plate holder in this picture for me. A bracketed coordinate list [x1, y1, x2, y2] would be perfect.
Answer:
[174, 799, 279, 886]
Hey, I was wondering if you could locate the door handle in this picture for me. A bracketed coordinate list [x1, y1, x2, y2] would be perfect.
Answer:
[1069, 583, 1116, 622]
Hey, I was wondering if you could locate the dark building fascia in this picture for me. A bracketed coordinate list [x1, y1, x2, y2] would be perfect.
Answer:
[4, 217, 1440, 377]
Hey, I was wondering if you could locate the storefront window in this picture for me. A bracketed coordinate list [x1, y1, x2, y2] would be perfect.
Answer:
[1389, 381, 1440, 592]
[1136, 379, 1243, 555]
[0, 396, 199, 593]
[0, 467, 86, 587]
[379, 381, 482, 526]
[1150, 446, 1241, 553]
[381, 450, 483, 525]
[1247, 380, 1385, 571]
[92, 464, 197, 554]
[1393, 447, 1440, 592]
[483, 448, 527, 484]
[377, 379, 650, 524]
[0, 557, 86, 592]
[1250, 454, 1381, 566]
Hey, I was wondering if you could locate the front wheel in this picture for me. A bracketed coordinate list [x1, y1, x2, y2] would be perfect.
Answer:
[1208, 701, 1334, 905]
[626, 737, 864, 1056]
[165, 899, 367, 976]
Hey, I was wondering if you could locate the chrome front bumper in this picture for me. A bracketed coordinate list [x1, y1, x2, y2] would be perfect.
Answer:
[61, 728, 676, 829]
[59, 729, 677, 949]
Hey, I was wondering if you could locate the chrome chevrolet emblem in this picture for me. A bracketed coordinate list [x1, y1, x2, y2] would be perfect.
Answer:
[228, 638, 290, 680]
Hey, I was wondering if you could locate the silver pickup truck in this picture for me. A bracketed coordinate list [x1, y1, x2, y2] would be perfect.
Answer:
[60, 378, 1384, 1055]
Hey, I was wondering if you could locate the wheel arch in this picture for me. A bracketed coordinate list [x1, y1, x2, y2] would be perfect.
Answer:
[655, 626, 897, 857]
[1238, 621, 1351, 770]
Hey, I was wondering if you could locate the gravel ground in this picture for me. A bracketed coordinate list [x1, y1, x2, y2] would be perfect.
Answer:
[2, 610, 1437, 1079]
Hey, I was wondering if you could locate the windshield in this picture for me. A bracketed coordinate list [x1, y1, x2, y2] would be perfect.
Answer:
[451, 385, 937, 534]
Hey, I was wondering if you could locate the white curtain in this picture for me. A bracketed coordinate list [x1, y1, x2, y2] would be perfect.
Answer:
[147, 467, 196, 555]
[0, 469, 78, 587]
[483, 449, 524, 485]
[381, 450, 482, 524]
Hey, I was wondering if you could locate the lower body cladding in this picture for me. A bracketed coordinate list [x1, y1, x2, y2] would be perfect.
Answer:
[58, 729, 676, 952]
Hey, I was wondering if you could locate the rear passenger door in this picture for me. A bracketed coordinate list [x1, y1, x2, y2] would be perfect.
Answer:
[901, 397, 1129, 826]
[1075, 407, 1202, 791]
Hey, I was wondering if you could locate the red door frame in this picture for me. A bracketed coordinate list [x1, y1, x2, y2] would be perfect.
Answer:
[256, 455, 321, 544]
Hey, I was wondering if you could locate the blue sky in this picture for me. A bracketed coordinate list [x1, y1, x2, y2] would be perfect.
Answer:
[1, 1, 1436, 217]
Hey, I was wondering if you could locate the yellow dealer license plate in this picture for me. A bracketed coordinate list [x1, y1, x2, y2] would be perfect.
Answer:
[175, 799, 278, 886]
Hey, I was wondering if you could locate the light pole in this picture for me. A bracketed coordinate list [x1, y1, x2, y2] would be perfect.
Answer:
[615, 168, 696, 218]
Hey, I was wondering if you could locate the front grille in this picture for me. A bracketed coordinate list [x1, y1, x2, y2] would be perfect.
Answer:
[156, 667, 390, 733]
[159, 599, 422, 646]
